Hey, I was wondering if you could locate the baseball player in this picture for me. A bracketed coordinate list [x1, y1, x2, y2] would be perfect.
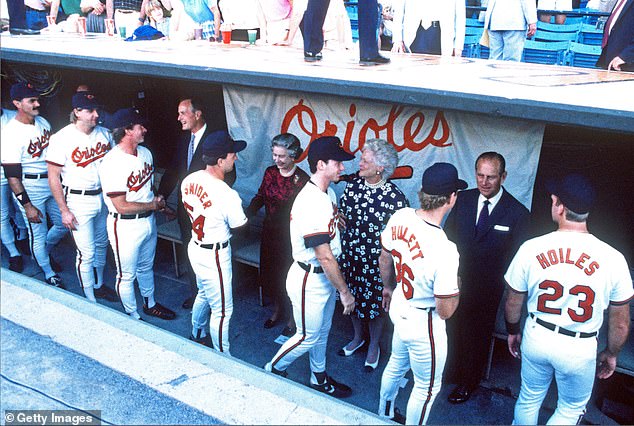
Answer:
[46, 92, 118, 303]
[181, 130, 248, 354]
[99, 107, 176, 320]
[1, 82, 67, 287]
[265, 136, 356, 398]
[2, 107, 30, 272]
[504, 174, 633, 425]
[378, 162, 465, 425]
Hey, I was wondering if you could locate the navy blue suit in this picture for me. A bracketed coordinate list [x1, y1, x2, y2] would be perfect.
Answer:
[358, 0, 380, 59]
[444, 187, 530, 387]
[597, 0, 634, 71]
[300, 0, 331, 55]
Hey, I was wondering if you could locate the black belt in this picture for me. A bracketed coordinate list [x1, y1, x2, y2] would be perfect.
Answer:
[416, 306, 435, 312]
[116, 9, 136, 13]
[24, 173, 48, 179]
[530, 313, 597, 338]
[430, 21, 440, 28]
[110, 211, 152, 220]
[65, 187, 102, 196]
[25, 6, 46, 12]
[298, 261, 324, 274]
[195, 240, 229, 250]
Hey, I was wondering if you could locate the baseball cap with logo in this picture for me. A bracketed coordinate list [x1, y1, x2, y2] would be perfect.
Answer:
[10, 82, 40, 101]
[421, 162, 467, 195]
[546, 173, 595, 214]
[307, 136, 355, 166]
[106, 108, 147, 130]
[202, 130, 247, 157]
[72, 92, 99, 110]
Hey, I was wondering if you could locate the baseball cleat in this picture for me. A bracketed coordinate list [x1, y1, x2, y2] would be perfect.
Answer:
[9, 256, 24, 273]
[189, 334, 211, 347]
[94, 285, 118, 302]
[264, 362, 288, 378]
[45, 275, 65, 289]
[310, 375, 352, 398]
[143, 302, 176, 320]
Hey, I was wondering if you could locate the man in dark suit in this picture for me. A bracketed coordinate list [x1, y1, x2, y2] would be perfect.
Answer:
[444, 152, 531, 404]
[597, 0, 634, 71]
[158, 97, 236, 309]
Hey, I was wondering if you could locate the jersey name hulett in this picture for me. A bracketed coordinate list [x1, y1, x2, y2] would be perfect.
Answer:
[390, 225, 424, 260]
[27, 128, 52, 158]
[183, 182, 212, 209]
[127, 162, 153, 192]
[71, 141, 110, 167]
[535, 248, 599, 276]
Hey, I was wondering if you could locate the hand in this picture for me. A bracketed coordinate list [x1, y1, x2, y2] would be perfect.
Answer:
[340, 291, 355, 315]
[61, 209, 79, 231]
[382, 286, 393, 313]
[93, 2, 105, 14]
[453, 48, 462, 57]
[527, 23, 536, 38]
[25, 204, 43, 223]
[507, 333, 522, 359]
[596, 349, 617, 379]
[607, 56, 625, 71]
[391, 41, 406, 53]
[162, 205, 177, 220]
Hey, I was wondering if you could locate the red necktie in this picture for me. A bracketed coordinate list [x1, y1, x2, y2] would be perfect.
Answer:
[602, 0, 628, 48]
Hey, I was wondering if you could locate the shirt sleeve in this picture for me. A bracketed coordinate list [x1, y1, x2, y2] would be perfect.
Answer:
[609, 253, 634, 305]
[100, 155, 128, 196]
[0, 123, 23, 164]
[380, 213, 397, 252]
[300, 190, 335, 249]
[433, 240, 460, 297]
[45, 132, 66, 166]
[504, 242, 529, 293]
[226, 188, 248, 229]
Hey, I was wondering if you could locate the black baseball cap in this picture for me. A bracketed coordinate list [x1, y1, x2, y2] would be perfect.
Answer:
[307, 136, 355, 165]
[421, 162, 467, 195]
[202, 130, 247, 157]
[72, 91, 100, 110]
[546, 173, 595, 214]
[107, 108, 147, 129]
[10, 82, 39, 101]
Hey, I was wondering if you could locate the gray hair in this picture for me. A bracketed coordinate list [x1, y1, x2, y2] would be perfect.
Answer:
[418, 192, 451, 211]
[363, 138, 398, 179]
[271, 133, 304, 159]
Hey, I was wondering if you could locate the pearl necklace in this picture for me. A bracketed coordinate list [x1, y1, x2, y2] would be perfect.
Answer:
[365, 178, 386, 189]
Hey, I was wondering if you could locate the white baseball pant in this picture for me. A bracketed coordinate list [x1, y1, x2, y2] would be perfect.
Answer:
[379, 306, 447, 425]
[269, 263, 336, 374]
[513, 318, 596, 425]
[65, 190, 108, 301]
[189, 241, 233, 354]
[16, 177, 67, 279]
[1, 182, 26, 257]
[107, 213, 157, 318]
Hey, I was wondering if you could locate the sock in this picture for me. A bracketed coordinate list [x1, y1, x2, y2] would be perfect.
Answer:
[83, 285, 96, 302]
[144, 295, 156, 308]
[93, 266, 105, 289]
[312, 371, 327, 385]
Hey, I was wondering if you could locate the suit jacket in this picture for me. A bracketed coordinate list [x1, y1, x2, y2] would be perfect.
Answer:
[444, 187, 530, 290]
[597, 0, 634, 71]
[483, 0, 537, 31]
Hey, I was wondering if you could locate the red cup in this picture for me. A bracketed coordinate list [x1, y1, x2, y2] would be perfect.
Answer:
[77, 16, 87, 35]
[222, 30, 231, 44]
[105, 18, 115, 36]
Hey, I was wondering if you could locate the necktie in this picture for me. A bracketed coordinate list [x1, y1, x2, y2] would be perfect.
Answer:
[476, 200, 490, 236]
[602, 0, 627, 48]
[187, 133, 195, 169]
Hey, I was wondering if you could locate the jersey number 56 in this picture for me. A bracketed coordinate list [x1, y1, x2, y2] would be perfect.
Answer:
[392, 249, 414, 300]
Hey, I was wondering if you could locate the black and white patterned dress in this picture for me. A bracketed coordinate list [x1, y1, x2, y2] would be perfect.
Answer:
[339, 177, 409, 320]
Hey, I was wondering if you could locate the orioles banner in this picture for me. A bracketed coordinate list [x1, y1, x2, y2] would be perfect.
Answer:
[223, 85, 544, 210]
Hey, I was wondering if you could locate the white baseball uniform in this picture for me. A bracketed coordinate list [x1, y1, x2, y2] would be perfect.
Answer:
[1, 116, 67, 279]
[99, 144, 157, 318]
[267, 181, 342, 375]
[181, 170, 247, 354]
[46, 123, 114, 300]
[1, 109, 27, 258]
[505, 231, 634, 425]
[378, 208, 460, 425]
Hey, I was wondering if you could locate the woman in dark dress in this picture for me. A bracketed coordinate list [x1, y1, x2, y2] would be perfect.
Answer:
[339, 138, 408, 371]
[247, 133, 309, 335]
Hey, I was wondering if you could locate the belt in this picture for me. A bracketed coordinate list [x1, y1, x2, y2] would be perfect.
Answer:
[415, 306, 435, 312]
[109, 211, 152, 220]
[298, 261, 324, 274]
[430, 21, 440, 28]
[530, 313, 597, 338]
[194, 240, 229, 250]
[24, 173, 48, 179]
[65, 187, 102, 196]
[116, 9, 136, 13]
[25, 6, 46, 12]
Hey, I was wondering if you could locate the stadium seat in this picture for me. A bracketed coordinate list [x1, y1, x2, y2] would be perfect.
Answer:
[566, 42, 602, 68]
[522, 40, 569, 65]
[533, 29, 578, 42]
[462, 34, 480, 58]
[466, 17, 484, 28]
[536, 21, 581, 34]
[577, 23, 603, 45]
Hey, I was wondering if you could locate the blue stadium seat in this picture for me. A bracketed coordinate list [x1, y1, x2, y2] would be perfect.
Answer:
[462, 34, 480, 58]
[522, 40, 569, 65]
[577, 23, 603, 45]
[536, 21, 582, 34]
[533, 29, 578, 42]
[566, 42, 602, 68]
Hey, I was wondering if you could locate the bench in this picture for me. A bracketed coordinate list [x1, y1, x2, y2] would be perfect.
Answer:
[156, 211, 264, 306]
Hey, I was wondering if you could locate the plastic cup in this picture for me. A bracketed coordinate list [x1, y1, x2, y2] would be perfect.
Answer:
[247, 29, 257, 45]
[194, 27, 202, 40]
[105, 18, 115, 36]
[118, 26, 127, 39]
[222, 30, 231, 44]
[77, 16, 86, 35]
